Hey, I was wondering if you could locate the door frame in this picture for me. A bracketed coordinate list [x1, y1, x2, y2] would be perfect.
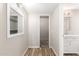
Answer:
[39, 14, 50, 48]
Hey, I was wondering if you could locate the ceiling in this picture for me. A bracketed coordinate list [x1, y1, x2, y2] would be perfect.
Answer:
[64, 3, 79, 10]
[23, 3, 58, 14]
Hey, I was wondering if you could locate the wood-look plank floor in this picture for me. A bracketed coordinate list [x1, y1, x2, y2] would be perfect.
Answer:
[24, 48, 56, 56]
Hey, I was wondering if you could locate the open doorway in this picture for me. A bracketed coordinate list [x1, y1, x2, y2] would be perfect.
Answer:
[64, 4, 79, 56]
[40, 16, 49, 48]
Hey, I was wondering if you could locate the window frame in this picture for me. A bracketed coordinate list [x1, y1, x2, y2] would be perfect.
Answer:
[7, 4, 24, 38]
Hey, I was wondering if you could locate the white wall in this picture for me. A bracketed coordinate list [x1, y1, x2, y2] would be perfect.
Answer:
[50, 5, 64, 56]
[28, 13, 50, 48]
[70, 10, 79, 35]
[28, 13, 40, 48]
[0, 3, 28, 56]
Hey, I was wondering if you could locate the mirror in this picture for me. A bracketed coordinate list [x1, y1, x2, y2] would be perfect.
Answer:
[7, 4, 24, 38]
[64, 10, 71, 35]
[10, 8, 18, 34]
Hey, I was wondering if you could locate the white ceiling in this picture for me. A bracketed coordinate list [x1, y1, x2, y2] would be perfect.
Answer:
[64, 3, 79, 10]
[23, 3, 58, 14]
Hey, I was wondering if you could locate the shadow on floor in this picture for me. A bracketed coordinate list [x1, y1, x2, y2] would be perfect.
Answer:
[64, 53, 79, 56]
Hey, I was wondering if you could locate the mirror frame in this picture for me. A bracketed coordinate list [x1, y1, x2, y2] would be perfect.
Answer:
[7, 4, 24, 38]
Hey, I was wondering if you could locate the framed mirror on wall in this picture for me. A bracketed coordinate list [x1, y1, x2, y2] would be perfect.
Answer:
[7, 4, 24, 38]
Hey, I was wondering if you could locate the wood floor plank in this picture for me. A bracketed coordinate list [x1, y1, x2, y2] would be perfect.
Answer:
[38, 48, 42, 56]
[25, 48, 55, 56]
[46, 48, 51, 56]
[50, 48, 56, 56]
[28, 48, 32, 56]
[24, 48, 30, 56]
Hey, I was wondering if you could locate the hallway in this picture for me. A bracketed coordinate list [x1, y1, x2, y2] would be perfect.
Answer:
[0, 3, 63, 56]
[24, 48, 56, 56]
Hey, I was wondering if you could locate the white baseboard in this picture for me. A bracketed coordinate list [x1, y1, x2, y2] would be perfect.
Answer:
[28, 46, 40, 48]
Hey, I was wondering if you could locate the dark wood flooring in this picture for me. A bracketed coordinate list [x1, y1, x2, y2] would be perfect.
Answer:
[64, 53, 79, 56]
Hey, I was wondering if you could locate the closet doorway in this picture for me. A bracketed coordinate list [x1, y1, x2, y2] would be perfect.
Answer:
[40, 16, 49, 48]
